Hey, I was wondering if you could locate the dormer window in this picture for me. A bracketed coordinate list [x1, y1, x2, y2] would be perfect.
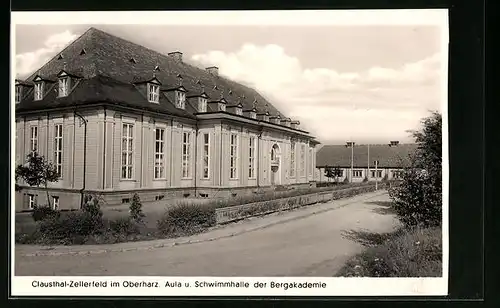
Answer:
[198, 97, 207, 112]
[235, 106, 243, 116]
[219, 102, 226, 112]
[176, 91, 186, 109]
[34, 82, 44, 101]
[148, 83, 160, 103]
[58, 77, 69, 97]
[15, 86, 22, 104]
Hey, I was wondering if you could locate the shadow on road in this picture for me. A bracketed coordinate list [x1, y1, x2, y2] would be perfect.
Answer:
[366, 200, 397, 215]
[341, 228, 399, 247]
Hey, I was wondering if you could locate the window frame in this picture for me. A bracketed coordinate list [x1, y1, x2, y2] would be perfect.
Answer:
[154, 128, 165, 179]
[121, 123, 134, 180]
[229, 133, 238, 179]
[248, 136, 256, 179]
[58, 77, 69, 97]
[34, 82, 44, 101]
[198, 97, 207, 112]
[30, 126, 38, 153]
[28, 194, 35, 209]
[353, 170, 363, 178]
[52, 196, 59, 210]
[176, 91, 186, 109]
[15, 85, 22, 103]
[290, 141, 296, 178]
[148, 83, 160, 103]
[182, 131, 192, 179]
[202, 133, 210, 179]
[54, 124, 63, 178]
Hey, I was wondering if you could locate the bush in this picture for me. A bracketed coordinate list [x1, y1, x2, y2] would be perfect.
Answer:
[343, 177, 349, 183]
[38, 211, 103, 244]
[389, 168, 442, 227]
[363, 177, 368, 182]
[129, 193, 145, 224]
[82, 194, 103, 222]
[157, 203, 216, 236]
[109, 217, 140, 235]
[31, 206, 60, 222]
[337, 227, 442, 277]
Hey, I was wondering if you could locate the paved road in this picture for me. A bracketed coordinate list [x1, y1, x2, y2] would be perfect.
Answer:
[15, 192, 399, 276]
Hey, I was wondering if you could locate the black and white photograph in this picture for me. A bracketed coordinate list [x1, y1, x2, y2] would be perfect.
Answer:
[11, 10, 449, 296]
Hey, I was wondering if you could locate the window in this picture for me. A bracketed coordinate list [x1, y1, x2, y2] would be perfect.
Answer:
[121, 123, 134, 179]
[148, 83, 160, 103]
[58, 77, 69, 97]
[176, 91, 186, 109]
[309, 148, 313, 176]
[353, 170, 363, 178]
[182, 131, 191, 178]
[219, 103, 226, 112]
[202, 133, 210, 179]
[34, 82, 44, 101]
[30, 126, 38, 153]
[198, 97, 207, 112]
[250, 112, 256, 119]
[392, 170, 402, 179]
[230, 134, 238, 179]
[52, 196, 59, 210]
[300, 145, 306, 176]
[290, 141, 296, 177]
[15, 86, 22, 103]
[249, 137, 255, 178]
[28, 194, 35, 209]
[371, 170, 382, 178]
[54, 124, 63, 177]
[154, 128, 165, 179]
[236, 108, 243, 116]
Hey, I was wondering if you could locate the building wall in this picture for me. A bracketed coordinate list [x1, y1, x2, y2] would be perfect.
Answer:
[15, 107, 317, 210]
[315, 167, 404, 183]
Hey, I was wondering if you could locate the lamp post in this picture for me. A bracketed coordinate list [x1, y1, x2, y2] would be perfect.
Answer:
[374, 160, 379, 190]
[347, 141, 355, 183]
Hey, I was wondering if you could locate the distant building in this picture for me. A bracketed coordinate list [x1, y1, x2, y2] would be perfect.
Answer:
[14, 27, 319, 211]
[315, 141, 417, 183]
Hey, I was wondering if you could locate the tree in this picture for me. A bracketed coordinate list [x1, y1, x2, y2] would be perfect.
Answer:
[389, 111, 442, 227]
[15, 152, 60, 208]
[129, 193, 145, 224]
[325, 165, 343, 183]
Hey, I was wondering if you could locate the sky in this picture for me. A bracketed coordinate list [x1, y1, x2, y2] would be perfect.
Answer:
[13, 13, 447, 145]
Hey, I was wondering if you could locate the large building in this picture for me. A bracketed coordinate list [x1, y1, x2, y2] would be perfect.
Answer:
[315, 141, 417, 183]
[14, 27, 319, 211]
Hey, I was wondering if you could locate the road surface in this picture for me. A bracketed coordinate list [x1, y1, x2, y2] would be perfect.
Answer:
[15, 192, 399, 276]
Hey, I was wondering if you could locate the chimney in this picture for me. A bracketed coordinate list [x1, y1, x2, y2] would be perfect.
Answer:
[206, 66, 219, 77]
[290, 120, 300, 129]
[168, 51, 183, 63]
[389, 140, 399, 147]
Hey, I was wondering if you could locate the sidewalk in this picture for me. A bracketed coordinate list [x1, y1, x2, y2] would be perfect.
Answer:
[16, 190, 388, 257]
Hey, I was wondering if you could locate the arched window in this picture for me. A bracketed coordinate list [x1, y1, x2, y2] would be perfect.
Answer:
[271, 148, 275, 161]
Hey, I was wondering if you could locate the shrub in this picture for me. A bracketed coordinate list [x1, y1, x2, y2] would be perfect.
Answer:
[38, 211, 103, 244]
[82, 194, 103, 222]
[157, 203, 216, 236]
[129, 193, 145, 224]
[363, 177, 368, 183]
[382, 174, 389, 182]
[109, 217, 140, 235]
[337, 227, 442, 277]
[389, 168, 442, 227]
[343, 177, 350, 183]
[31, 206, 60, 222]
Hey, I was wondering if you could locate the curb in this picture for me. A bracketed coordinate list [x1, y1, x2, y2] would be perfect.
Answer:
[18, 191, 388, 257]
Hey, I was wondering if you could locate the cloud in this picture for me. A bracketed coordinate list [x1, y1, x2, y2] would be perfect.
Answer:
[16, 30, 78, 78]
[192, 44, 442, 143]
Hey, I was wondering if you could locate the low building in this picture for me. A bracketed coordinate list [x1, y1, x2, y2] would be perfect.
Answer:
[315, 141, 417, 183]
[14, 27, 320, 211]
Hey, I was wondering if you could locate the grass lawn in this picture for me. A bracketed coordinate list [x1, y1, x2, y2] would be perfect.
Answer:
[336, 226, 442, 277]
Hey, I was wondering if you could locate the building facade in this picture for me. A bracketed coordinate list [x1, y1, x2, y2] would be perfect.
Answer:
[315, 142, 417, 183]
[14, 28, 319, 211]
